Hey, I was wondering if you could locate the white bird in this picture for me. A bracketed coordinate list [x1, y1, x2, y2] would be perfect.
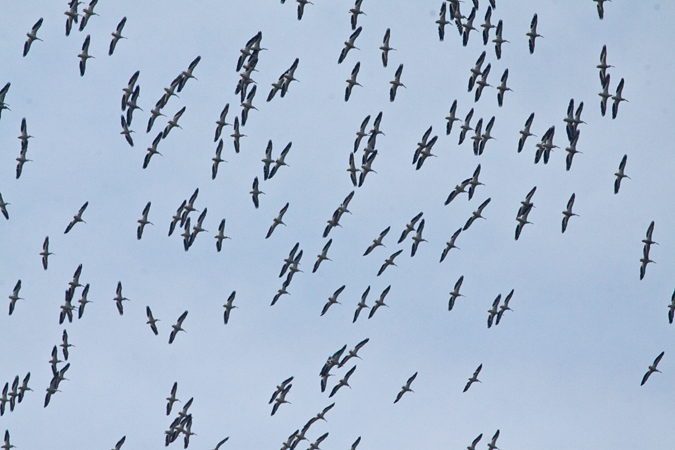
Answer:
[595, 0, 610, 20]
[0, 82, 10, 119]
[445, 100, 460, 135]
[462, 7, 477, 46]
[222, 291, 237, 324]
[0, 192, 8, 220]
[641, 351, 664, 385]
[611, 77, 628, 119]
[162, 106, 186, 139]
[440, 228, 462, 263]
[411, 219, 427, 257]
[8, 280, 23, 316]
[492, 19, 509, 59]
[78, 35, 94, 76]
[527, 13, 542, 54]
[212, 139, 227, 180]
[614, 154, 629, 194]
[297, 0, 313, 20]
[266, 202, 290, 239]
[64, 0, 79, 36]
[269, 142, 292, 179]
[389, 64, 405, 102]
[364, 226, 390, 256]
[121, 70, 139, 111]
[380, 28, 395, 67]
[109, 17, 127, 56]
[353, 286, 370, 323]
[137, 202, 153, 240]
[345, 62, 362, 101]
[143, 132, 163, 169]
[269, 376, 294, 404]
[78, 0, 99, 32]
[495, 289, 514, 325]
[368, 285, 391, 318]
[458, 108, 474, 145]
[565, 132, 582, 171]
[329, 365, 356, 398]
[76, 284, 91, 320]
[463, 198, 491, 231]
[125, 85, 142, 125]
[121, 115, 135, 146]
[15, 148, 31, 179]
[339, 338, 369, 367]
[496, 69, 511, 107]
[467, 433, 483, 450]
[240, 85, 257, 126]
[271, 383, 292, 415]
[23, 18, 44, 57]
[169, 310, 188, 344]
[487, 430, 500, 450]
[448, 276, 464, 311]
[215, 219, 231, 252]
[113, 281, 129, 316]
[481, 6, 495, 45]
[146, 306, 159, 335]
[111, 436, 126, 450]
[230, 116, 245, 153]
[338, 26, 362, 64]
[349, 0, 366, 30]
[599, 73, 611, 117]
[321, 285, 345, 316]
[214, 104, 231, 141]
[463, 363, 482, 392]
[64, 201, 89, 234]
[437, 3, 450, 41]
[561, 193, 578, 233]
[487, 294, 501, 328]
[378, 249, 403, 276]
[597, 44, 612, 85]
[40, 236, 53, 270]
[313, 239, 333, 273]
[166, 382, 180, 415]
[178, 56, 201, 92]
[394, 372, 417, 403]
[168, 200, 186, 236]
[60, 329, 74, 360]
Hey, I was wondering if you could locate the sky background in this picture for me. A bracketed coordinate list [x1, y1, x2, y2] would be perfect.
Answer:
[1, 1, 675, 449]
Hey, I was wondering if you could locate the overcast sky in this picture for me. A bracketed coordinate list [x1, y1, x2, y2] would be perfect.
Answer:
[1, 1, 675, 449]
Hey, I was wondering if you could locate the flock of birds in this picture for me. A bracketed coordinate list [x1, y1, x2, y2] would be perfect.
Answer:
[1, 0, 670, 449]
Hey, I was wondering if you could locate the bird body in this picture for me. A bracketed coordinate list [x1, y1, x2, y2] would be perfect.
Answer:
[394, 372, 417, 403]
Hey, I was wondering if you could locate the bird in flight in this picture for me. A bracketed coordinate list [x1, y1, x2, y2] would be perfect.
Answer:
[266, 202, 290, 239]
[137, 202, 153, 240]
[169, 310, 189, 344]
[527, 13, 542, 54]
[23, 17, 43, 57]
[109, 17, 127, 56]
[641, 351, 664, 385]
[321, 285, 345, 316]
[561, 193, 578, 233]
[78, 35, 94, 76]
[40, 236, 53, 270]
[364, 226, 390, 256]
[448, 275, 464, 311]
[380, 28, 395, 67]
[64, 201, 89, 234]
[8, 280, 23, 316]
[463, 363, 482, 392]
[113, 281, 129, 315]
[353, 286, 370, 323]
[223, 291, 237, 324]
[614, 154, 629, 194]
[0, 192, 8, 220]
[394, 372, 417, 403]
[338, 27, 362, 64]
[611, 78, 628, 119]
[389, 64, 405, 102]
[78, 284, 92, 319]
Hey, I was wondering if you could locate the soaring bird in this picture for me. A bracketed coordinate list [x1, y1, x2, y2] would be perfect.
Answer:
[380, 28, 395, 67]
[527, 13, 542, 54]
[463, 198, 491, 231]
[169, 310, 188, 344]
[364, 226, 390, 256]
[162, 106, 186, 139]
[78, 0, 99, 32]
[487, 430, 500, 450]
[377, 249, 403, 276]
[240, 85, 258, 126]
[368, 285, 391, 319]
[496, 69, 511, 106]
[15, 148, 31, 179]
[109, 17, 127, 55]
[269, 142, 292, 179]
[561, 193, 578, 233]
[0, 82, 10, 120]
[463, 364, 482, 392]
[487, 294, 501, 328]
[231, 116, 245, 153]
[345, 62, 362, 101]
[440, 228, 462, 263]
[211, 437, 229, 450]
[565, 132, 582, 171]
[398, 212, 423, 243]
[297, 0, 313, 20]
[394, 372, 417, 403]
[458, 108, 474, 145]
[212, 139, 227, 180]
[599, 74, 611, 117]
[614, 154, 629, 194]
[339, 338, 369, 367]
[595, 0, 610, 19]
[64, 0, 79, 36]
[338, 27, 362, 64]
[78, 35, 94, 76]
[437, 3, 450, 41]
[113, 282, 129, 315]
[136, 202, 153, 240]
[668, 290, 675, 324]
[214, 104, 231, 141]
[166, 382, 180, 415]
[448, 276, 464, 311]
[329, 365, 356, 398]
[492, 19, 509, 59]
[467, 433, 483, 450]
[143, 306, 160, 335]
[481, 6, 495, 45]
[40, 236, 53, 270]
[389, 64, 405, 102]
[313, 239, 333, 273]
[639, 246, 655, 281]
[64, 201, 89, 234]
[223, 291, 237, 324]
[495, 289, 514, 325]
[349, 0, 366, 30]
[271, 383, 292, 415]
[61, 329, 74, 360]
[321, 285, 345, 316]
[0, 192, 8, 220]
[214, 219, 231, 252]
[597, 45, 612, 85]
[269, 376, 294, 404]
[178, 56, 201, 92]
[461, 7, 477, 46]
[8, 280, 23, 316]
[111, 436, 126, 450]
[266, 202, 290, 239]
[121, 70, 140, 111]
[250, 177, 264, 209]
[23, 18, 44, 57]
[143, 132, 163, 169]
[641, 351, 664, 385]
[411, 219, 427, 256]
[77, 284, 92, 319]
[353, 286, 370, 323]
[611, 78, 628, 119]
[474, 64, 491, 102]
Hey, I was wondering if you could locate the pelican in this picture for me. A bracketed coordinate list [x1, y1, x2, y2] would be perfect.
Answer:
[213, 219, 231, 252]
[279, 243, 300, 278]
[214, 104, 230, 141]
[49, 346, 63, 372]
[23, 18, 44, 57]
[643, 221, 658, 248]
[481, 6, 495, 44]
[212, 437, 229, 450]
[641, 351, 664, 385]
[61, 329, 74, 360]
[0, 385, 8, 416]
[467, 434, 483, 450]
[527, 13, 542, 54]
[474, 64, 491, 102]
[0, 192, 8, 220]
[169, 310, 188, 344]
[595, 0, 610, 19]
[515, 204, 533, 240]
[64, 0, 79, 36]
[269, 142, 292, 179]
[339, 338, 369, 367]
[487, 294, 501, 328]
[353, 115, 371, 152]
[487, 430, 500, 450]
[350, 0, 366, 29]
[492, 19, 508, 59]
[231, 116, 245, 153]
[353, 286, 370, 323]
[394, 372, 417, 403]
[448, 276, 464, 311]
[565, 132, 582, 171]
[415, 135, 438, 170]
[236, 32, 261, 71]
[437, 2, 450, 41]
[496, 69, 511, 106]
[338, 26, 362, 64]
[518, 186, 537, 217]
[108, 17, 127, 55]
[668, 290, 675, 324]
[77, 284, 92, 319]
[345, 62, 362, 101]
[8, 280, 23, 316]
[443, 100, 461, 136]
[266, 202, 290, 239]
[60, 289, 76, 324]
[281, 58, 300, 97]
[121, 70, 139, 111]
[136, 202, 153, 240]
[611, 78, 628, 119]
[270, 376, 294, 404]
[639, 246, 654, 281]
[2, 430, 14, 450]
[161, 75, 182, 107]
[462, 7, 477, 46]
[39, 236, 53, 270]
[168, 200, 186, 236]
[313, 239, 332, 273]
[0, 82, 10, 119]
[397, 212, 423, 244]
[113, 281, 128, 315]
[209, 139, 227, 180]
[464, 198, 491, 231]
[377, 249, 403, 276]
[599, 74, 611, 116]
[297, 0, 313, 20]
[191, 207, 209, 240]
[321, 285, 345, 316]
[410, 219, 427, 256]
[388, 64, 406, 103]
[561, 193, 578, 233]
[495, 289, 514, 325]
[321, 344, 347, 376]
[141, 306, 159, 335]
[362, 226, 389, 256]
[614, 154, 629, 194]
[478, 116, 496, 154]
[329, 365, 356, 398]
[119, 115, 135, 146]
[143, 132, 163, 169]
[440, 228, 462, 263]
[166, 382, 180, 415]
[380, 28, 395, 67]
[534, 126, 557, 165]
[178, 56, 201, 92]
[222, 291, 237, 324]
[597, 45, 612, 85]
[111, 436, 126, 450]
[369, 111, 385, 137]
[17, 373, 31, 403]
[18, 117, 32, 151]
[368, 285, 391, 318]
[467, 164, 484, 200]
[463, 363, 482, 392]
[517, 112, 536, 153]
[78, 35, 94, 76]
[162, 106, 185, 139]
[15, 148, 31, 179]
[125, 85, 142, 125]
[64, 201, 89, 234]
[458, 108, 474, 145]
[79, 0, 99, 32]
[271, 383, 292, 415]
